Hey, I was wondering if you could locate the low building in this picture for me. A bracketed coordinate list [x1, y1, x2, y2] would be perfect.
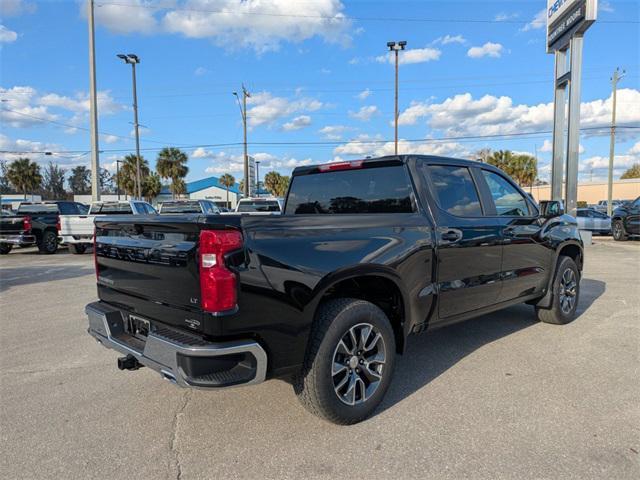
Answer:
[530, 178, 640, 205]
[156, 176, 242, 209]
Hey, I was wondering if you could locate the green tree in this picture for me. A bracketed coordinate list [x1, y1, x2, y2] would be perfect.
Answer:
[156, 147, 189, 198]
[219, 173, 235, 208]
[472, 148, 492, 163]
[99, 168, 115, 194]
[143, 172, 162, 201]
[620, 163, 640, 179]
[115, 154, 150, 197]
[68, 166, 91, 194]
[7, 158, 42, 199]
[42, 162, 67, 199]
[487, 150, 537, 187]
[0, 159, 11, 194]
[275, 175, 290, 197]
[263, 171, 281, 196]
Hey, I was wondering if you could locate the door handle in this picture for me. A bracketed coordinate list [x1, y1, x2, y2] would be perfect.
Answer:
[440, 229, 462, 243]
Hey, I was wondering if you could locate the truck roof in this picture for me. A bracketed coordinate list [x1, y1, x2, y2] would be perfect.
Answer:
[291, 155, 496, 176]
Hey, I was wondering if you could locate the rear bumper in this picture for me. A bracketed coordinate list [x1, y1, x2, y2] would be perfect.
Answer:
[59, 234, 93, 245]
[86, 301, 267, 388]
[0, 233, 36, 245]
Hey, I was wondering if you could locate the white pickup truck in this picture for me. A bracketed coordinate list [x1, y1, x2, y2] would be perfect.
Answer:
[59, 200, 157, 254]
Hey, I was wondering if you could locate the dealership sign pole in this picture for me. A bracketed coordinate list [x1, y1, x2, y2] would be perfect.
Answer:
[547, 0, 597, 215]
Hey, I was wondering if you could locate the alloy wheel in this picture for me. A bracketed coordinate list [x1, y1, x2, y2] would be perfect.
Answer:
[331, 323, 386, 406]
[559, 268, 577, 314]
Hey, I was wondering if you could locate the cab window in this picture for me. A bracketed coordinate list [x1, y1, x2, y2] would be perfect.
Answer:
[482, 170, 530, 217]
[424, 164, 483, 217]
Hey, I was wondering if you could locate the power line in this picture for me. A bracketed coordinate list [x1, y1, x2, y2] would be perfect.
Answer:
[2, 125, 637, 156]
[95, 2, 639, 24]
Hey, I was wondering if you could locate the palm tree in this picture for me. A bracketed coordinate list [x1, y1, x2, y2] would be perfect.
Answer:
[263, 171, 281, 196]
[275, 175, 290, 197]
[219, 173, 235, 208]
[487, 150, 537, 187]
[156, 147, 189, 199]
[143, 173, 162, 202]
[116, 154, 150, 197]
[7, 158, 42, 199]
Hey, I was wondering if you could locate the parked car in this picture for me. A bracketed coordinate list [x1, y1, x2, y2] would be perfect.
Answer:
[594, 199, 629, 213]
[232, 197, 283, 214]
[0, 201, 87, 254]
[59, 200, 157, 254]
[611, 196, 640, 241]
[86, 155, 583, 424]
[575, 208, 611, 235]
[158, 199, 220, 215]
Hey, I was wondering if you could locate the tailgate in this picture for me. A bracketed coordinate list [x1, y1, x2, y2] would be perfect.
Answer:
[95, 215, 204, 329]
[60, 215, 96, 236]
[0, 216, 25, 235]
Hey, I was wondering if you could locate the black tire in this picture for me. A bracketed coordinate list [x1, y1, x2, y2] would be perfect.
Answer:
[0, 243, 12, 255]
[38, 230, 58, 254]
[536, 256, 580, 325]
[69, 244, 87, 254]
[294, 298, 396, 425]
[612, 220, 628, 241]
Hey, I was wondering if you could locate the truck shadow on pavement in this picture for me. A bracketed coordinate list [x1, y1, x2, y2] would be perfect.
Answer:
[378, 278, 606, 415]
[0, 265, 95, 293]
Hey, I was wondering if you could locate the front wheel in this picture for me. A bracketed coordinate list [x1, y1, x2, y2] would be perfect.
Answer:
[294, 298, 396, 425]
[38, 230, 58, 254]
[536, 256, 580, 325]
[612, 220, 628, 241]
[0, 243, 12, 255]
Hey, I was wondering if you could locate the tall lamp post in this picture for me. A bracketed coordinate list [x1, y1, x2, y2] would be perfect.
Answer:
[255, 160, 260, 197]
[233, 85, 251, 197]
[117, 53, 142, 199]
[387, 41, 406, 156]
[115, 159, 123, 200]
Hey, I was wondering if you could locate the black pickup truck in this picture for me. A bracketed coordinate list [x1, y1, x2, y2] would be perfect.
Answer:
[86, 155, 583, 424]
[0, 201, 88, 254]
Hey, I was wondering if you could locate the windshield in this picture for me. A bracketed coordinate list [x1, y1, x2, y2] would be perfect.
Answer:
[237, 201, 280, 212]
[160, 202, 201, 214]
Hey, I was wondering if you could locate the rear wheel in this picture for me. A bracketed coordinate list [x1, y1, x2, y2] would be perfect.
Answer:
[612, 220, 628, 241]
[536, 256, 580, 325]
[0, 244, 12, 255]
[294, 298, 396, 425]
[38, 230, 58, 254]
[68, 244, 87, 254]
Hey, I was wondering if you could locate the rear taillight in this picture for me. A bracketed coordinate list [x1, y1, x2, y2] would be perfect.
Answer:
[199, 229, 243, 313]
[22, 216, 32, 232]
[318, 160, 364, 172]
[56, 216, 61, 231]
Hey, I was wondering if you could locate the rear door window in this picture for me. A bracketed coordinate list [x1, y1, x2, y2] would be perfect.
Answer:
[285, 165, 414, 214]
[423, 165, 483, 217]
[93, 203, 133, 214]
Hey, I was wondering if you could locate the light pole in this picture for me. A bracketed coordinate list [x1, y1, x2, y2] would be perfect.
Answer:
[607, 67, 625, 217]
[255, 160, 260, 197]
[387, 41, 406, 156]
[233, 85, 251, 197]
[117, 53, 142, 199]
[88, 0, 100, 202]
[115, 159, 123, 200]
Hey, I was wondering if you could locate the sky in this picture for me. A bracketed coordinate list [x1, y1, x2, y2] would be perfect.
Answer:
[1, 0, 639, 185]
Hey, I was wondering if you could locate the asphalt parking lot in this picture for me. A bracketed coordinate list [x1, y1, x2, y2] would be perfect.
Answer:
[1, 240, 638, 480]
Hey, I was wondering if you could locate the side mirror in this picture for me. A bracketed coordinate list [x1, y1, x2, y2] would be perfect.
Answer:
[539, 200, 565, 218]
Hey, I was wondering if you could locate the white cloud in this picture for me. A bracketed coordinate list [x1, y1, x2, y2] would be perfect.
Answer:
[282, 115, 311, 131]
[376, 47, 441, 65]
[202, 151, 312, 175]
[88, 0, 159, 35]
[539, 139, 584, 154]
[101, 134, 120, 144]
[333, 134, 468, 159]
[162, 0, 351, 53]
[432, 34, 466, 45]
[194, 66, 208, 76]
[0, 0, 36, 17]
[629, 141, 640, 156]
[356, 88, 371, 100]
[246, 91, 322, 128]
[467, 42, 504, 58]
[130, 126, 152, 137]
[396, 89, 640, 140]
[521, 9, 546, 31]
[349, 105, 379, 122]
[0, 25, 18, 43]
[318, 125, 351, 140]
[494, 12, 518, 22]
[599, 1, 614, 13]
[0, 134, 90, 169]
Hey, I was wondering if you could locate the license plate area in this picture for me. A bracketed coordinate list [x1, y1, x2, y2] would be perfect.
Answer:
[125, 315, 151, 341]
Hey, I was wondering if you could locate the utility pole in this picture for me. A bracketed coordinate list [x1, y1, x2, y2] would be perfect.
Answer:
[387, 41, 406, 156]
[116, 159, 123, 200]
[233, 85, 251, 197]
[117, 54, 141, 199]
[607, 68, 625, 217]
[87, 0, 100, 201]
[256, 160, 260, 197]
